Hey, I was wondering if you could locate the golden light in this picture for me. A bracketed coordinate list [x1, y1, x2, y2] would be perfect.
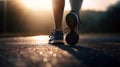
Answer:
[16, 0, 118, 11]
[31, 35, 49, 44]
[20, 0, 52, 10]
[32, 35, 49, 40]
[82, 0, 118, 11]
[82, 0, 96, 10]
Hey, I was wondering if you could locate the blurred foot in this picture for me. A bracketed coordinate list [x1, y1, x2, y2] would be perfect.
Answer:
[49, 31, 64, 44]
[65, 10, 81, 45]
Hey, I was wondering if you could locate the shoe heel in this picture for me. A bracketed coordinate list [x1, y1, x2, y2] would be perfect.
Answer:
[65, 12, 79, 46]
[65, 31, 79, 46]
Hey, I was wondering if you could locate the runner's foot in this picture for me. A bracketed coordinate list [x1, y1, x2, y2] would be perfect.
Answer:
[49, 31, 64, 44]
[65, 10, 81, 46]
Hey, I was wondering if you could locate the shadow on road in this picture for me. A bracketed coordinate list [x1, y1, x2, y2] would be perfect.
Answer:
[52, 44, 119, 67]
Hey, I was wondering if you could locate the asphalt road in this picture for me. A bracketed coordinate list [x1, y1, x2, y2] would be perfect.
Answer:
[0, 35, 120, 67]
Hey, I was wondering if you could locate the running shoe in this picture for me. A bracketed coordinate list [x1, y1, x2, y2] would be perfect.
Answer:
[49, 31, 64, 44]
[65, 10, 81, 46]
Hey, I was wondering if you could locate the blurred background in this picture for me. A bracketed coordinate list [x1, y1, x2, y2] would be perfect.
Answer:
[0, 0, 120, 35]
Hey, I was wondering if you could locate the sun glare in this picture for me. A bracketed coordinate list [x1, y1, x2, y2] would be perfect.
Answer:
[20, 0, 52, 10]
[31, 35, 49, 44]
[18, 0, 118, 11]
[19, 0, 118, 11]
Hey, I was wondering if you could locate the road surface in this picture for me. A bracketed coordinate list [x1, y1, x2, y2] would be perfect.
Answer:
[0, 35, 120, 67]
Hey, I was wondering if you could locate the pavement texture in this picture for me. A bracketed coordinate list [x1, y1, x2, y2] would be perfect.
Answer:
[0, 35, 120, 67]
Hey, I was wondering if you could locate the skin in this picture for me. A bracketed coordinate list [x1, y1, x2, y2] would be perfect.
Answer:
[52, 0, 83, 31]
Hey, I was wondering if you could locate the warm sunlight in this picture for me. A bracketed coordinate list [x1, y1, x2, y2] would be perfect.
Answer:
[82, 0, 118, 11]
[20, 0, 52, 10]
[19, 0, 118, 11]
[31, 35, 49, 44]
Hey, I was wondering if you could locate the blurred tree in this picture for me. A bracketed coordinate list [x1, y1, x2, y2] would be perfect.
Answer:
[80, 10, 105, 33]
[100, 2, 120, 33]
[7, 1, 26, 33]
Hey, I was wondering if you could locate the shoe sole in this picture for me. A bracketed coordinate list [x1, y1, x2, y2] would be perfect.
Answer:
[49, 40, 64, 44]
[65, 12, 79, 46]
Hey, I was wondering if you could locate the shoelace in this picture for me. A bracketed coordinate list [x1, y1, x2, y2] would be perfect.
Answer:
[49, 30, 56, 38]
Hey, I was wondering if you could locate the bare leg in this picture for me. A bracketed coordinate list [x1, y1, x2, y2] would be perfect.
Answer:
[52, 0, 65, 31]
[49, 0, 65, 44]
[69, 0, 83, 14]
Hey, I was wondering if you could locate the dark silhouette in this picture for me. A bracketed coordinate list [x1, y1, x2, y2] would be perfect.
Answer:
[7, 2, 26, 33]
[100, 2, 120, 33]
[0, 2, 4, 33]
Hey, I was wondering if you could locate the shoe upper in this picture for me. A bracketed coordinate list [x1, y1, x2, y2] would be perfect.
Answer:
[49, 31, 63, 41]
[70, 10, 83, 24]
